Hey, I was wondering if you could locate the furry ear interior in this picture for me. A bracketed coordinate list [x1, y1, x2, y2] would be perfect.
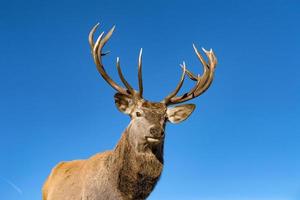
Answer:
[114, 93, 134, 114]
[167, 104, 196, 124]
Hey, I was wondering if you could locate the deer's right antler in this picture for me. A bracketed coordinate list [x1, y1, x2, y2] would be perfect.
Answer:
[89, 23, 144, 98]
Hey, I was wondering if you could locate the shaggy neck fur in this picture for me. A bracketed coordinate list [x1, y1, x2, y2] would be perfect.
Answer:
[110, 128, 164, 200]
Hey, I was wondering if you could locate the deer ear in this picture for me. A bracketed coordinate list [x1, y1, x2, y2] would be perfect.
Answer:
[114, 93, 134, 114]
[167, 104, 196, 124]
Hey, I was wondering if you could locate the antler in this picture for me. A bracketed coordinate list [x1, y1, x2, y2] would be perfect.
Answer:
[89, 23, 144, 98]
[162, 44, 217, 105]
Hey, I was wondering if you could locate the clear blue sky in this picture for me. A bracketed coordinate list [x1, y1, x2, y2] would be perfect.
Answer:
[1, 0, 299, 199]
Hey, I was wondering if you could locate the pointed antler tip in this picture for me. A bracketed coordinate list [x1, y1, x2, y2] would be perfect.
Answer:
[92, 23, 100, 31]
[93, 22, 100, 28]
[193, 44, 200, 52]
[110, 25, 116, 32]
[107, 25, 116, 35]
[202, 47, 209, 53]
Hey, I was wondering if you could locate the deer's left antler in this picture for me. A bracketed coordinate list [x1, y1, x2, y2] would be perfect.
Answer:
[162, 44, 217, 105]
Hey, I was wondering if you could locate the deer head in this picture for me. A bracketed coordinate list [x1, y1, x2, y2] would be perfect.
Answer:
[88, 23, 217, 154]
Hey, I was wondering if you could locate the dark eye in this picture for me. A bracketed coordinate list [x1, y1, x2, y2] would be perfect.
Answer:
[136, 112, 142, 117]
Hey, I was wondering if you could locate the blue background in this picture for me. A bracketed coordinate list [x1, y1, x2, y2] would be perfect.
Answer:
[1, 0, 300, 199]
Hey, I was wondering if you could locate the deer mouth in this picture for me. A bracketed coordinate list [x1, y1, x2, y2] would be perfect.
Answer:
[145, 136, 163, 143]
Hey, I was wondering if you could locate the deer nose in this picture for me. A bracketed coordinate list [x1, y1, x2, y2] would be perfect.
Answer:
[149, 126, 164, 138]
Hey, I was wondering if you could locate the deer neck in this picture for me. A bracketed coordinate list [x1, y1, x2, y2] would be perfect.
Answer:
[111, 128, 164, 199]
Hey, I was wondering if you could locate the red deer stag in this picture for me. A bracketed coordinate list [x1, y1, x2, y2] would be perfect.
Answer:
[42, 23, 217, 200]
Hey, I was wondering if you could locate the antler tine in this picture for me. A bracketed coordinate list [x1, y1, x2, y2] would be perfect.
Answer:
[164, 44, 217, 105]
[189, 45, 211, 92]
[184, 66, 198, 81]
[180, 61, 205, 99]
[116, 57, 135, 94]
[191, 47, 217, 96]
[162, 64, 186, 104]
[88, 23, 100, 49]
[186, 74, 202, 96]
[90, 23, 129, 95]
[138, 48, 143, 98]
[99, 25, 115, 50]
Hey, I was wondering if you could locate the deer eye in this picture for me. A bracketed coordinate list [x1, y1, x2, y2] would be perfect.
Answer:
[136, 112, 142, 117]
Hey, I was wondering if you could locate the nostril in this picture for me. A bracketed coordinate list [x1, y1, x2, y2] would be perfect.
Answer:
[150, 128, 157, 135]
[150, 126, 163, 138]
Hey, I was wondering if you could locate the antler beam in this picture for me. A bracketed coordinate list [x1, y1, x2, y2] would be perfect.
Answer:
[89, 23, 144, 98]
[162, 44, 217, 105]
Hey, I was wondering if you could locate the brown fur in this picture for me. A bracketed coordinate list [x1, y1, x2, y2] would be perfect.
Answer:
[43, 122, 163, 200]
[43, 98, 194, 200]
[112, 133, 163, 200]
